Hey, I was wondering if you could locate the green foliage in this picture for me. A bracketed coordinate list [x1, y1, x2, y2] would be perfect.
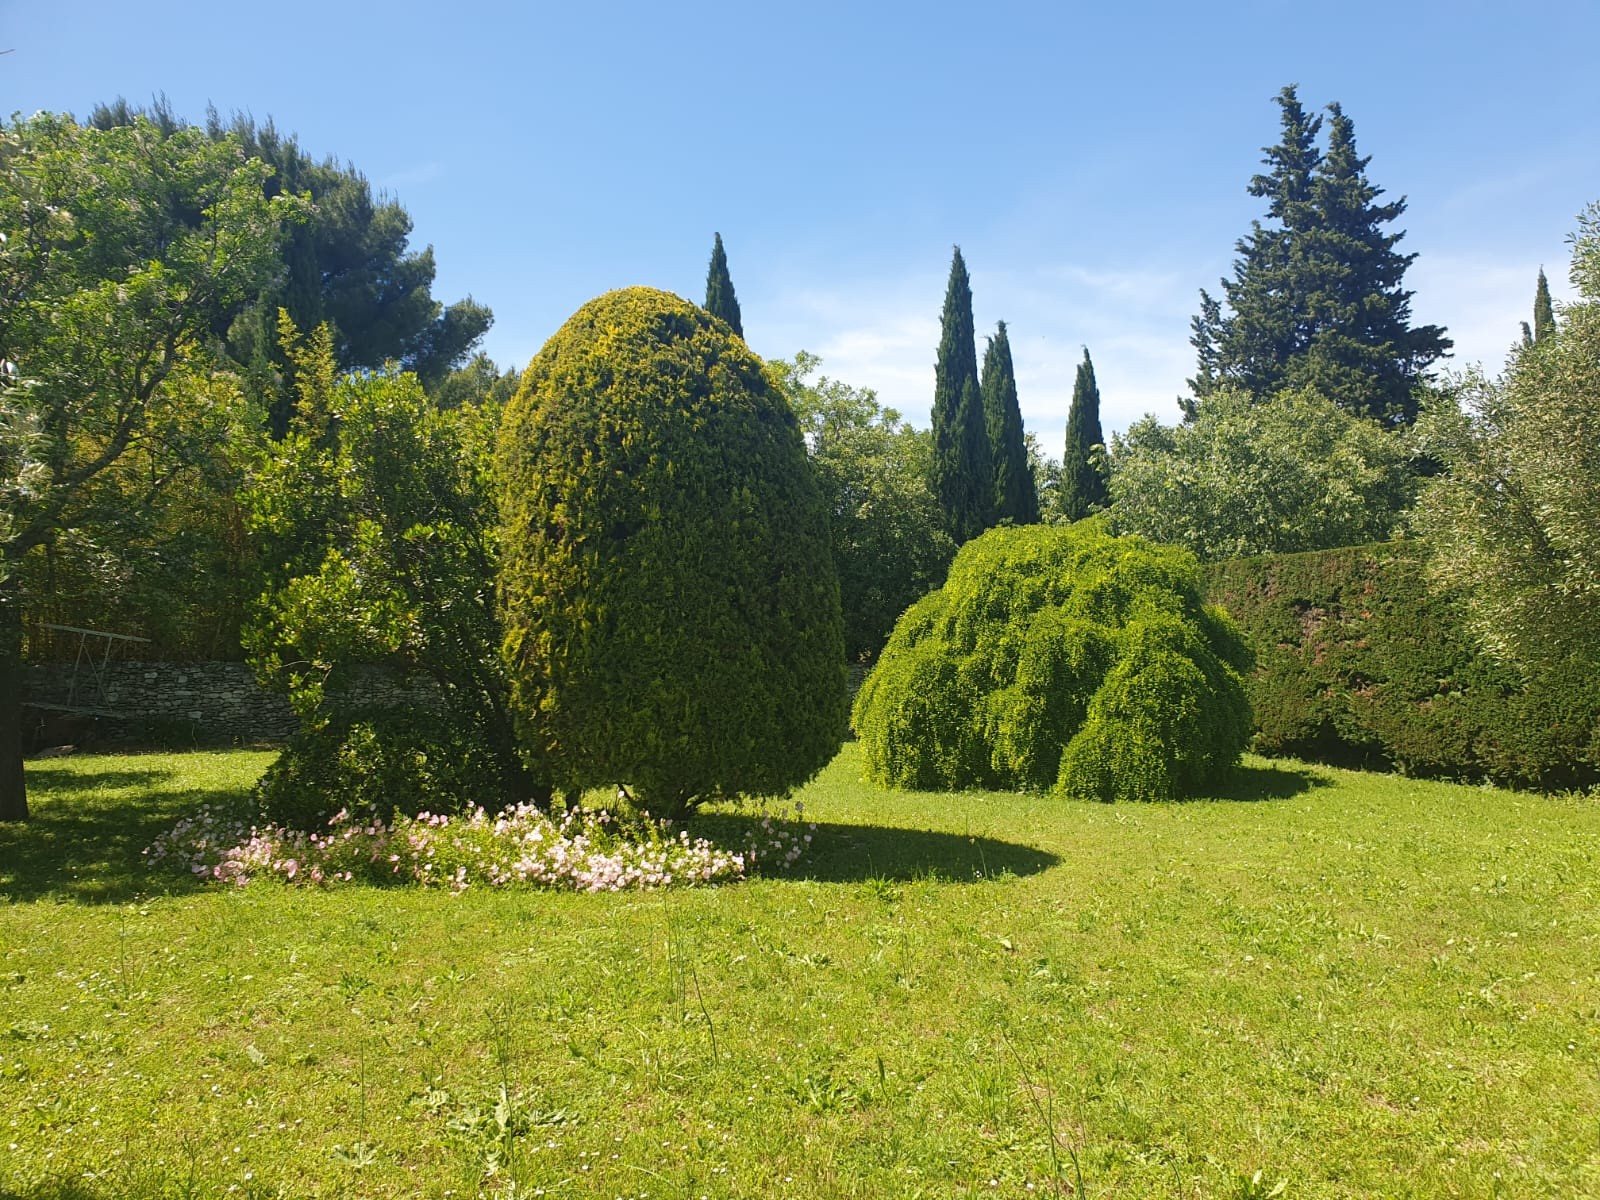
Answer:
[1109, 386, 1416, 560]
[15, 390, 259, 663]
[1189, 87, 1450, 426]
[982, 322, 1038, 526]
[0, 111, 296, 821]
[1415, 203, 1600, 686]
[703, 232, 744, 338]
[1024, 431, 1060, 519]
[930, 247, 991, 542]
[255, 709, 512, 829]
[1532, 267, 1557, 344]
[496, 288, 847, 817]
[770, 352, 955, 662]
[1204, 542, 1600, 788]
[0, 113, 291, 570]
[91, 99, 492, 413]
[430, 351, 519, 410]
[1060, 349, 1109, 522]
[853, 522, 1253, 801]
[245, 320, 532, 825]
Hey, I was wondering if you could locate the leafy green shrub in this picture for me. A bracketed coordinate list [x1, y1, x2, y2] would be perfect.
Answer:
[255, 710, 512, 829]
[769, 353, 955, 663]
[244, 320, 539, 821]
[496, 288, 848, 818]
[1109, 386, 1415, 560]
[852, 522, 1253, 801]
[1204, 541, 1600, 788]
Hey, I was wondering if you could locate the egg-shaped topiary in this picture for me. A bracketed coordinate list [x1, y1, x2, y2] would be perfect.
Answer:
[496, 287, 847, 817]
[852, 521, 1253, 802]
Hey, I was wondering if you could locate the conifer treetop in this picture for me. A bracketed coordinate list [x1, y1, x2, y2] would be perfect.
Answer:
[704, 232, 743, 338]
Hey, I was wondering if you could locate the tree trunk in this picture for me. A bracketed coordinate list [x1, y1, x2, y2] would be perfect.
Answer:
[0, 577, 28, 821]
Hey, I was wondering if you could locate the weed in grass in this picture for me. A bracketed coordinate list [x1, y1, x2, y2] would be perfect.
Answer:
[1000, 1025, 1089, 1198]
[1232, 1169, 1289, 1198]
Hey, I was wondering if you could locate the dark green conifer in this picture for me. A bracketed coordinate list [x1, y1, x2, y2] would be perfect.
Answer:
[1289, 103, 1450, 424]
[982, 322, 1038, 525]
[931, 247, 990, 542]
[1190, 86, 1322, 402]
[1533, 267, 1556, 343]
[1189, 87, 1450, 426]
[1061, 349, 1109, 521]
[704, 232, 743, 338]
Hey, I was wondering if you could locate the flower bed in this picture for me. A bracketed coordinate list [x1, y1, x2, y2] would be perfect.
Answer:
[146, 801, 815, 892]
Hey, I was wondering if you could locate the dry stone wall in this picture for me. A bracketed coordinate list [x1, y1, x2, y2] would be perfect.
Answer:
[23, 662, 444, 747]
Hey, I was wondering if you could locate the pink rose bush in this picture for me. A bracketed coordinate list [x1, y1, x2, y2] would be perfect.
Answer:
[145, 800, 816, 893]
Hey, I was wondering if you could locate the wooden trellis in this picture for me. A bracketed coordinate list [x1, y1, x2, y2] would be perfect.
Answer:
[23, 623, 151, 718]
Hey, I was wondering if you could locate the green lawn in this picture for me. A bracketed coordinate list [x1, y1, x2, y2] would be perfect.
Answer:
[2, 745, 1598, 1199]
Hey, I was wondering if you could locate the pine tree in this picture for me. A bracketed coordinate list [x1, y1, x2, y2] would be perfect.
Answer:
[704, 232, 743, 338]
[930, 247, 991, 542]
[1061, 349, 1109, 521]
[1533, 267, 1556, 343]
[1189, 87, 1450, 427]
[1190, 86, 1322, 402]
[982, 322, 1038, 525]
[1289, 103, 1450, 424]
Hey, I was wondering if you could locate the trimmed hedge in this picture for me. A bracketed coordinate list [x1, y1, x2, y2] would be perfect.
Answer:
[496, 288, 848, 817]
[1204, 541, 1600, 789]
[853, 522, 1254, 802]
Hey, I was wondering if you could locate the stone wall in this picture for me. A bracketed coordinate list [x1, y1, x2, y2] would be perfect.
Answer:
[23, 661, 455, 749]
[23, 661, 298, 745]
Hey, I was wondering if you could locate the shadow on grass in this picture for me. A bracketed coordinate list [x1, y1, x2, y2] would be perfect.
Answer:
[690, 811, 1060, 883]
[1, 762, 252, 905]
[1213, 761, 1330, 802]
[24, 765, 176, 792]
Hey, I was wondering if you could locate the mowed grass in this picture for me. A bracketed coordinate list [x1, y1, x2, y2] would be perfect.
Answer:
[2, 746, 1599, 1199]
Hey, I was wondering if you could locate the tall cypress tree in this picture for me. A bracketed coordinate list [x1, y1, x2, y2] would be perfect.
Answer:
[931, 247, 990, 542]
[982, 322, 1038, 526]
[1061, 349, 1109, 521]
[704, 232, 743, 338]
[1189, 87, 1449, 427]
[1533, 267, 1556, 343]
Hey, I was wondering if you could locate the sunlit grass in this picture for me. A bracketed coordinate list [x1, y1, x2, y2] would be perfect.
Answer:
[3, 744, 1598, 1198]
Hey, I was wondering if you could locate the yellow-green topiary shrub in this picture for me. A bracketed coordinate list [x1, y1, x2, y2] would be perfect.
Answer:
[852, 522, 1253, 801]
[496, 288, 848, 817]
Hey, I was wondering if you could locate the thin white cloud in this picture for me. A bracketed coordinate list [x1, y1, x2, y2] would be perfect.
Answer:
[755, 261, 1198, 458]
[380, 161, 444, 191]
[1409, 252, 1581, 378]
[755, 244, 1584, 460]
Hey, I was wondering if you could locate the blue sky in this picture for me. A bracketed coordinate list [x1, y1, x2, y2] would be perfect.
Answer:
[6, 1, 1597, 452]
